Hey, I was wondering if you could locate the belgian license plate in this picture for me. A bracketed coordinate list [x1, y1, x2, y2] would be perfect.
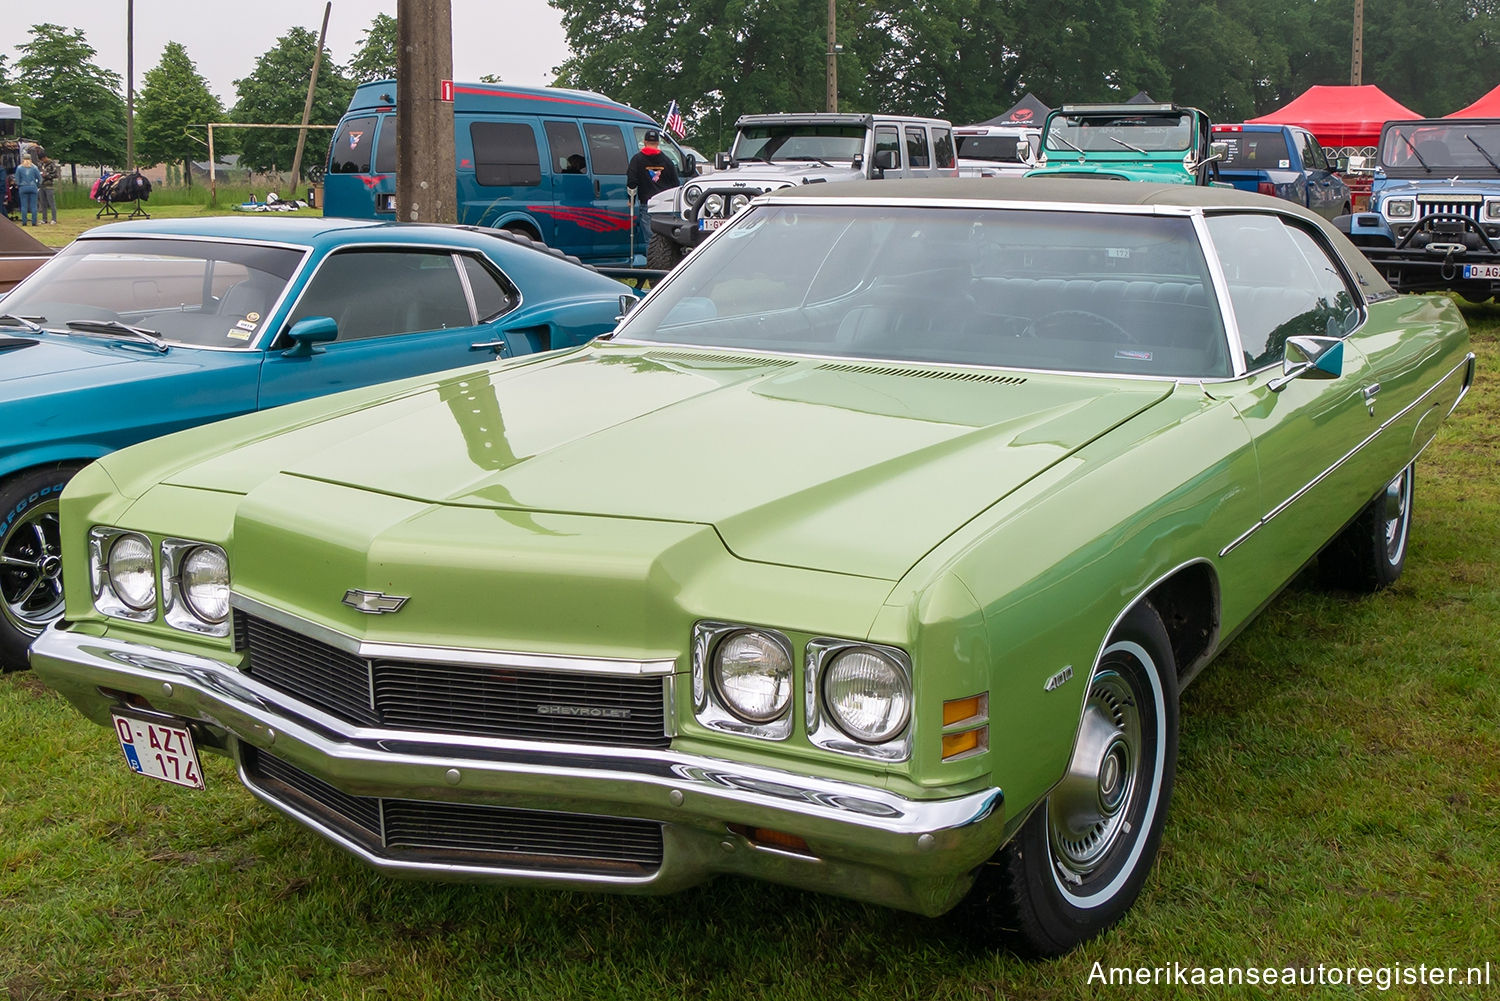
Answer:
[1463, 264, 1500, 279]
[112, 712, 204, 789]
[698, 217, 730, 232]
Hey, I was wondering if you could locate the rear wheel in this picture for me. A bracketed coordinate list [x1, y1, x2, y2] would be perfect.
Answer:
[1320, 464, 1413, 592]
[965, 603, 1178, 956]
[0, 464, 81, 671]
[647, 232, 686, 270]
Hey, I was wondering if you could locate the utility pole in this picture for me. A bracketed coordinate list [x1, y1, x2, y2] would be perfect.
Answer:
[1351, 0, 1364, 85]
[396, 0, 457, 222]
[288, 2, 332, 198]
[826, 0, 838, 113]
[126, 0, 135, 169]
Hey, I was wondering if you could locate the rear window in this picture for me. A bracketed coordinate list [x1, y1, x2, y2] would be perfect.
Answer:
[471, 122, 542, 187]
[957, 134, 1028, 163]
[374, 118, 398, 173]
[932, 128, 956, 169]
[329, 116, 378, 173]
[1213, 130, 1291, 170]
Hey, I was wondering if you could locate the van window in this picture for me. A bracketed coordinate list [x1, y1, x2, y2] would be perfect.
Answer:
[374, 118, 398, 173]
[875, 126, 901, 167]
[932, 127, 955, 169]
[631, 126, 685, 172]
[905, 127, 931, 168]
[545, 120, 588, 174]
[472, 122, 542, 187]
[329, 116, 378, 173]
[586, 124, 630, 174]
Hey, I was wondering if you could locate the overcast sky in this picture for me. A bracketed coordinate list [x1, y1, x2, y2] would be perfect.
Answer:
[5, 1, 573, 104]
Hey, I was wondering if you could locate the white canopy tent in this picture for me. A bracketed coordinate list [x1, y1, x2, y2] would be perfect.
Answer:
[0, 103, 19, 120]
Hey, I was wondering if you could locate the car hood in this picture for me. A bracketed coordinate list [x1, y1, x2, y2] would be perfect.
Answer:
[694, 163, 862, 189]
[0, 332, 149, 387]
[1028, 162, 1195, 184]
[1372, 176, 1498, 198]
[163, 346, 1174, 580]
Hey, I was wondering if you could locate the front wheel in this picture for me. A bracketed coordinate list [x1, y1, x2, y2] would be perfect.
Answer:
[966, 603, 1179, 955]
[1319, 463, 1414, 592]
[647, 232, 686, 270]
[0, 465, 81, 670]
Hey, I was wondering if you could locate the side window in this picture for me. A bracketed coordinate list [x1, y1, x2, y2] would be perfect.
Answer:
[471, 122, 542, 187]
[905, 127, 931, 168]
[288, 250, 475, 342]
[1306, 134, 1329, 171]
[1285, 226, 1359, 335]
[585, 124, 630, 174]
[875, 126, 901, 167]
[460, 255, 519, 322]
[1207, 213, 1351, 369]
[545, 120, 587, 174]
[374, 117, 398, 173]
[932, 127, 956, 169]
[328, 116, 377, 173]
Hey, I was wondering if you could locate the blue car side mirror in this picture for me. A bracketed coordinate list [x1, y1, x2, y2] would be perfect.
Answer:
[281, 315, 338, 358]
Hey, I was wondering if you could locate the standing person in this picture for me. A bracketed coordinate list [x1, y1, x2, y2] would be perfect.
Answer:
[0, 140, 17, 198]
[13, 153, 41, 227]
[625, 129, 680, 258]
[36, 148, 59, 224]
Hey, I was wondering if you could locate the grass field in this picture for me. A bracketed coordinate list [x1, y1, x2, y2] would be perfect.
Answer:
[19, 183, 318, 250]
[1, 310, 1496, 999]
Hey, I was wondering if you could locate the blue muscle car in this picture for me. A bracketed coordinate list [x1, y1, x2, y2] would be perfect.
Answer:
[0, 216, 635, 668]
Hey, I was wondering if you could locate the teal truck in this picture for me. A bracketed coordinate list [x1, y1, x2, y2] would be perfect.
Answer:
[1027, 103, 1223, 185]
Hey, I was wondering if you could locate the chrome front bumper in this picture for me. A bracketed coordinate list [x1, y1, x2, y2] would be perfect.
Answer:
[31, 624, 1007, 916]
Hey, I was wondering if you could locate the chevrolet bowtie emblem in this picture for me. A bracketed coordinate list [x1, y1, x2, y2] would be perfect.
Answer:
[342, 589, 410, 614]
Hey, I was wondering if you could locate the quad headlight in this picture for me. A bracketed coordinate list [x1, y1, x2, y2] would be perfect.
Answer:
[105, 533, 155, 611]
[162, 539, 231, 635]
[90, 528, 231, 635]
[821, 647, 911, 744]
[1385, 198, 1415, 219]
[712, 629, 793, 723]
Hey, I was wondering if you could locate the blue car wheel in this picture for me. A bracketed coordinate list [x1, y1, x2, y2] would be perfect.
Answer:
[0, 465, 79, 670]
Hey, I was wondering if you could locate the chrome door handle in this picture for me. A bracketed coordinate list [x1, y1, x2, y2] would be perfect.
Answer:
[1363, 382, 1380, 414]
[470, 339, 508, 356]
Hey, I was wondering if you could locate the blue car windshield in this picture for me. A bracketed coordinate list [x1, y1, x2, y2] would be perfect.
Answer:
[1380, 122, 1500, 172]
[2, 237, 303, 349]
[620, 203, 1231, 378]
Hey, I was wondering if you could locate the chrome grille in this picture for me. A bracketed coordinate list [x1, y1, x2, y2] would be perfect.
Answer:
[242, 615, 669, 747]
[244, 749, 664, 873]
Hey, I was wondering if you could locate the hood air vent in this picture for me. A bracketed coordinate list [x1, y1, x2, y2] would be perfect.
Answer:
[815, 362, 1027, 385]
[645, 349, 798, 369]
[0, 336, 38, 353]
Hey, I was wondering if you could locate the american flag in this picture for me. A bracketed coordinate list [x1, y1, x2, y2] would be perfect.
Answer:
[664, 100, 687, 138]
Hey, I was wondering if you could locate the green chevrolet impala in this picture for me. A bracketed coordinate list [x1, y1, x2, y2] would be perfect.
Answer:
[31, 178, 1473, 955]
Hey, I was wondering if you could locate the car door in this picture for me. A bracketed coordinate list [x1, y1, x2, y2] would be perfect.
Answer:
[256, 247, 520, 409]
[1206, 212, 1384, 576]
[873, 125, 901, 177]
[460, 118, 551, 239]
[541, 120, 594, 259]
[585, 122, 636, 263]
[904, 126, 934, 179]
[1298, 130, 1338, 218]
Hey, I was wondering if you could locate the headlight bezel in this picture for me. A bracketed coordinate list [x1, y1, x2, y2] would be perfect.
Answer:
[692, 621, 794, 740]
[161, 539, 231, 637]
[806, 639, 913, 761]
[1484, 199, 1500, 220]
[89, 527, 157, 621]
[1384, 197, 1415, 219]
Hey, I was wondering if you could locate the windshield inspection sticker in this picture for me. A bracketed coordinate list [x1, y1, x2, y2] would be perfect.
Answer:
[1279, 159, 1291, 168]
[226, 328, 252, 341]
[1107, 247, 1131, 259]
[1115, 349, 1153, 362]
[234, 319, 258, 332]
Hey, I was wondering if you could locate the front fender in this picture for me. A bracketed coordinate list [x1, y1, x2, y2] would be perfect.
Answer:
[0, 443, 114, 484]
[1334, 211, 1395, 245]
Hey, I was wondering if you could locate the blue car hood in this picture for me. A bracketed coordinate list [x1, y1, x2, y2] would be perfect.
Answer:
[0, 333, 152, 387]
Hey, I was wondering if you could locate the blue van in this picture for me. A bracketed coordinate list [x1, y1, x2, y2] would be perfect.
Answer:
[323, 80, 693, 265]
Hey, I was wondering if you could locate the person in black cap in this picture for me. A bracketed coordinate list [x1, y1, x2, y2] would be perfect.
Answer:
[626, 129, 680, 258]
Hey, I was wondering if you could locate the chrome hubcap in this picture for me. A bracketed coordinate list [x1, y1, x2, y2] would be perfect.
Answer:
[1049, 670, 1143, 877]
[1382, 467, 1411, 565]
[1, 506, 65, 633]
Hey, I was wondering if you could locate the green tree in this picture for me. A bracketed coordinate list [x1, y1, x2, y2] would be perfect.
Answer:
[135, 42, 223, 186]
[347, 13, 398, 84]
[230, 27, 354, 176]
[9, 24, 126, 174]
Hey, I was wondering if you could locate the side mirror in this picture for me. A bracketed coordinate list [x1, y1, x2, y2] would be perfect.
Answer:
[1333, 155, 1350, 173]
[714, 152, 731, 171]
[281, 315, 338, 358]
[872, 149, 899, 176]
[1204, 140, 1230, 165]
[682, 153, 697, 177]
[618, 293, 638, 318]
[1268, 335, 1344, 392]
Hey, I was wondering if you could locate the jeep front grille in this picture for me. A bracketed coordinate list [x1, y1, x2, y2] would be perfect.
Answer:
[242, 615, 670, 748]
[1416, 200, 1482, 222]
[244, 749, 664, 874]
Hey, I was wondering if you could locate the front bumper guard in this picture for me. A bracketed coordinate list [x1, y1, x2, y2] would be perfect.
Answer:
[31, 624, 1006, 916]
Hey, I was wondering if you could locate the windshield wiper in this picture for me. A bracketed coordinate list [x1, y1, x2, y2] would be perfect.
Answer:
[1466, 133, 1500, 173]
[65, 319, 170, 353]
[1108, 136, 1148, 155]
[0, 313, 44, 333]
[1049, 133, 1085, 157]
[1399, 134, 1432, 172]
[786, 156, 836, 167]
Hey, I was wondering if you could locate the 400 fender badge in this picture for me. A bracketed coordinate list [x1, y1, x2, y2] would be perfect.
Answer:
[1043, 666, 1074, 692]
[342, 589, 410, 614]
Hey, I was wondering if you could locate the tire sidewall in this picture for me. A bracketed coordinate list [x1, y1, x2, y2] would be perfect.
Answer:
[0, 466, 78, 668]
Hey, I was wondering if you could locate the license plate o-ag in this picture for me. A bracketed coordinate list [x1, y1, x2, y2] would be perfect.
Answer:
[112, 712, 205, 789]
[1462, 264, 1500, 279]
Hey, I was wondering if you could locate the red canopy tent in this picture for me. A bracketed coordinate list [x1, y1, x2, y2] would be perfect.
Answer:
[1247, 84, 1421, 151]
[1447, 84, 1500, 118]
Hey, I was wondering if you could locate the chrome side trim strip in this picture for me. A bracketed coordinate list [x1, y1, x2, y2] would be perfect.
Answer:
[1219, 353, 1474, 558]
[231, 592, 677, 677]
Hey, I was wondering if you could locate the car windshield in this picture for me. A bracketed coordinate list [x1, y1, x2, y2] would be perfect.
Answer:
[1380, 122, 1500, 172]
[957, 134, 1031, 163]
[0, 237, 304, 349]
[1212, 130, 1291, 169]
[1046, 113, 1193, 153]
[620, 203, 1230, 378]
[732, 125, 867, 162]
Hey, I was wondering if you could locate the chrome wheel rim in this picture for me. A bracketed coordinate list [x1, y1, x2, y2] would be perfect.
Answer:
[1382, 467, 1412, 566]
[0, 501, 65, 635]
[1048, 669, 1143, 879]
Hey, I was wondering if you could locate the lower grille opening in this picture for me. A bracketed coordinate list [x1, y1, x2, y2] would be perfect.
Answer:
[243, 748, 664, 875]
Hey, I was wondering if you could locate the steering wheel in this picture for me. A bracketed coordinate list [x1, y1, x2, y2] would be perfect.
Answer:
[1023, 309, 1136, 344]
